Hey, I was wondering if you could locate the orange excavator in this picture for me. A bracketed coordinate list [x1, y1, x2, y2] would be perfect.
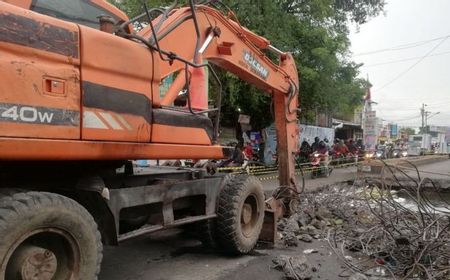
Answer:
[0, 0, 299, 279]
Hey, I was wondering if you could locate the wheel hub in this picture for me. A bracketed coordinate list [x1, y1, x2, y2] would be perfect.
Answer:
[241, 203, 253, 225]
[14, 245, 57, 280]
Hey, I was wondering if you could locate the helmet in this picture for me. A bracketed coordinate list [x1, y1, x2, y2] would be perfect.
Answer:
[319, 141, 326, 149]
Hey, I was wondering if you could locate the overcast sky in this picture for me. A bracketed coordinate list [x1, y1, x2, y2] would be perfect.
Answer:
[349, 0, 450, 128]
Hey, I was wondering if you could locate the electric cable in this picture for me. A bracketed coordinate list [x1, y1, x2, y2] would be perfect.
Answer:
[374, 37, 449, 92]
[363, 50, 450, 68]
[354, 34, 450, 56]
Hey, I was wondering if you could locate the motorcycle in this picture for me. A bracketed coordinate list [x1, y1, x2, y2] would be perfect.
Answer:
[364, 150, 384, 160]
[375, 149, 385, 159]
[396, 149, 408, 158]
[391, 149, 402, 158]
[309, 152, 331, 178]
[296, 148, 312, 165]
[332, 151, 356, 165]
[218, 151, 266, 173]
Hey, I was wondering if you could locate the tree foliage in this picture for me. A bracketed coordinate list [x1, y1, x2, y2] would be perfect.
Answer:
[108, 0, 384, 129]
[400, 127, 416, 136]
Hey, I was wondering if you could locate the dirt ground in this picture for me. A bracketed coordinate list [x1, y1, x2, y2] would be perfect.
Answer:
[100, 229, 348, 280]
[100, 159, 450, 280]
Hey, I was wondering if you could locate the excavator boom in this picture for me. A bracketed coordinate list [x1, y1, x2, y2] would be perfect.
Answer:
[136, 4, 300, 189]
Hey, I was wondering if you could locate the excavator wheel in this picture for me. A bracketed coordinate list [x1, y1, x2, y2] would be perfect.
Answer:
[0, 190, 102, 280]
[187, 219, 219, 249]
[216, 175, 265, 254]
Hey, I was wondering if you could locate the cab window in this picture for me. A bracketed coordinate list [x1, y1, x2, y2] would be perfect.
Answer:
[31, 0, 119, 29]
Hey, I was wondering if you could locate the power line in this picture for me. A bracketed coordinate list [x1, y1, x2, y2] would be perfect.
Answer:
[375, 108, 421, 124]
[363, 50, 450, 68]
[374, 37, 449, 92]
[395, 116, 422, 123]
[354, 34, 450, 56]
[426, 102, 450, 109]
[376, 102, 450, 111]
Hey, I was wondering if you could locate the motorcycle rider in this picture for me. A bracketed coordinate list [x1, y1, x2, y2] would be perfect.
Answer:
[243, 142, 253, 160]
[334, 139, 350, 155]
[315, 140, 331, 175]
[324, 138, 332, 151]
[311, 137, 320, 152]
[297, 140, 312, 163]
[317, 141, 329, 159]
[347, 139, 358, 155]
[356, 139, 365, 151]
[220, 142, 245, 167]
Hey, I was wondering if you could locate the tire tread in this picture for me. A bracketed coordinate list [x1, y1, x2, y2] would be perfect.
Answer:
[0, 189, 102, 279]
[216, 175, 264, 254]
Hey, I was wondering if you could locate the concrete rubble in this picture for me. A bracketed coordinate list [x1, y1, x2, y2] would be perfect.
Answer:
[272, 254, 315, 280]
[275, 176, 450, 280]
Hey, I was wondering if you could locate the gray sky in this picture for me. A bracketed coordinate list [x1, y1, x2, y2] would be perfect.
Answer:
[349, 0, 450, 128]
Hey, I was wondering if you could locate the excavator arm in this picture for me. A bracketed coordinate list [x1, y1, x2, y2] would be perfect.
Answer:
[130, 2, 300, 208]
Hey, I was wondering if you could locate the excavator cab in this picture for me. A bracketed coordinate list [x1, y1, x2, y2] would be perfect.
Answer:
[3, 0, 129, 28]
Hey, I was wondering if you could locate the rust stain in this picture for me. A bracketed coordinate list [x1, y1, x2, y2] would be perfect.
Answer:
[0, 13, 79, 58]
[32, 83, 40, 94]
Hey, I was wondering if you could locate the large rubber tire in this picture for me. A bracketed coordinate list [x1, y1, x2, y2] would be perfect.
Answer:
[216, 175, 265, 254]
[188, 219, 218, 249]
[0, 191, 102, 280]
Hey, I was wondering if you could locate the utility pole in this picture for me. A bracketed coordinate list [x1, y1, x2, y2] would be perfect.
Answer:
[421, 103, 426, 134]
[421, 103, 440, 134]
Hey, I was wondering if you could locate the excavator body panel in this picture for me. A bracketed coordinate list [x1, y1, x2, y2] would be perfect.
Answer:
[0, 1, 221, 160]
[0, 2, 81, 140]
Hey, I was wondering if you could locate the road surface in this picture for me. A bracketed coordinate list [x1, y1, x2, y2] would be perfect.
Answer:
[99, 159, 450, 280]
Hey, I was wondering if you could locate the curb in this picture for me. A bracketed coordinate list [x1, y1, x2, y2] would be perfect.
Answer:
[358, 155, 449, 175]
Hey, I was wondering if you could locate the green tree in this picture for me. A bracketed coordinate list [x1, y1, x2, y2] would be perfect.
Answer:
[400, 127, 416, 136]
[107, 0, 384, 129]
[107, 0, 171, 17]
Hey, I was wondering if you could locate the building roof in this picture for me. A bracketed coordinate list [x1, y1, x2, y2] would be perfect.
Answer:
[332, 118, 362, 128]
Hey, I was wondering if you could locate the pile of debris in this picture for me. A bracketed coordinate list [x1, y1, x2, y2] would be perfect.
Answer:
[272, 254, 316, 280]
[277, 173, 450, 279]
[277, 182, 359, 247]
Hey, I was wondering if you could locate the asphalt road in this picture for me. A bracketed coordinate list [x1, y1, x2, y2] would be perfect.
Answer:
[261, 164, 358, 193]
[99, 159, 450, 280]
[404, 158, 450, 179]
